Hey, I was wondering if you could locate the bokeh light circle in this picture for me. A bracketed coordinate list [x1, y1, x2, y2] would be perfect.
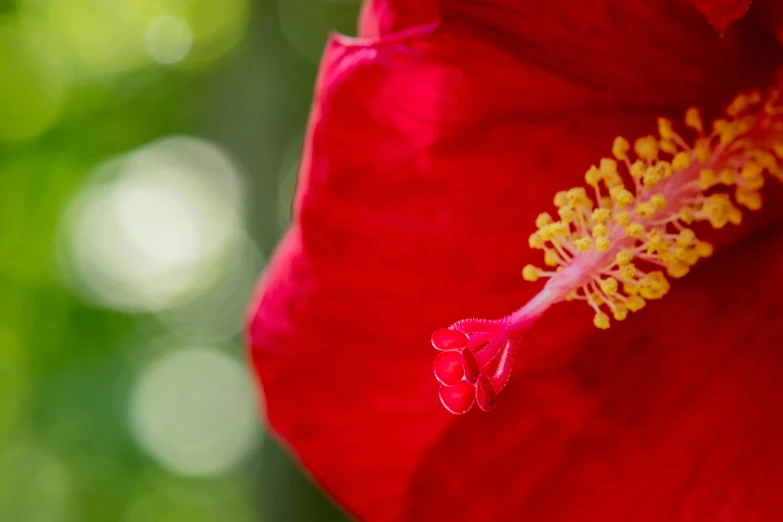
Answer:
[22, 0, 249, 74]
[60, 135, 247, 312]
[129, 347, 261, 477]
[145, 16, 193, 65]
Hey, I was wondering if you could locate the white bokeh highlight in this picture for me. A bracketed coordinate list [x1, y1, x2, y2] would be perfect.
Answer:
[145, 16, 193, 65]
[129, 347, 260, 477]
[61, 135, 247, 312]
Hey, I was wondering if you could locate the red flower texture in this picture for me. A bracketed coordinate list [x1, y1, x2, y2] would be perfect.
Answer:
[248, 1, 783, 521]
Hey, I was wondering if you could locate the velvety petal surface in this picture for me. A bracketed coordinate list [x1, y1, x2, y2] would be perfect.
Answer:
[406, 223, 783, 521]
[248, 1, 783, 520]
[689, 0, 751, 32]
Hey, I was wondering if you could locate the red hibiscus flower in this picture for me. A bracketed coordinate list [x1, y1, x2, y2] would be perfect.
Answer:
[248, 1, 783, 520]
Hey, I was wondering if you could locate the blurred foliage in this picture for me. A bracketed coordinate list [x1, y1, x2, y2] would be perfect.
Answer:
[0, 0, 359, 520]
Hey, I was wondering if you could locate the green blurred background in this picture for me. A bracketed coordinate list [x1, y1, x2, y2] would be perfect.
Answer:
[0, 0, 358, 520]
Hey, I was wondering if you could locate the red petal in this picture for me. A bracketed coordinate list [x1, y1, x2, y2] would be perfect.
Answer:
[359, 0, 438, 37]
[247, 5, 783, 522]
[405, 226, 783, 521]
[756, 0, 783, 45]
[689, 0, 751, 33]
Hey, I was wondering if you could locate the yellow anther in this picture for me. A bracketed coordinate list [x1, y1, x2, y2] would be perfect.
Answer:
[685, 107, 703, 132]
[681, 248, 699, 266]
[693, 139, 711, 162]
[741, 162, 763, 182]
[646, 230, 667, 252]
[676, 229, 695, 247]
[593, 312, 610, 330]
[639, 285, 660, 300]
[544, 251, 560, 267]
[719, 168, 736, 185]
[554, 190, 568, 208]
[535, 212, 553, 228]
[592, 223, 608, 237]
[595, 237, 611, 252]
[550, 221, 568, 236]
[630, 160, 646, 179]
[736, 188, 762, 210]
[615, 249, 633, 266]
[745, 174, 765, 191]
[626, 223, 644, 238]
[639, 271, 670, 300]
[599, 158, 618, 177]
[727, 93, 749, 117]
[599, 196, 613, 208]
[659, 139, 678, 155]
[707, 212, 728, 229]
[714, 119, 737, 145]
[634, 202, 655, 218]
[610, 187, 634, 206]
[679, 207, 695, 224]
[650, 194, 667, 211]
[600, 278, 618, 295]
[612, 136, 629, 161]
[620, 263, 636, 279]
[522, 264, 542, 282]
[671, 151, 692, 170]
[658, 118, 674, 140]
[528, 232, 545, 249]
[656, 161, 673, 179]
[755, 150, 777, 169]
[599, 159, 622, 187]
[538, 225, 554, 241]
[696, 241, 714, 257]
[567, 187, 588, 208]
[728, 206, 743, 225]
[612, 303, 629, 321]
[614, 211, 631, 226]
[698, 168, 716, 189]
[643, 167, 663, 188]
[592, 208, 611, 223]
[585, 165, 601, 186]
[634, 136, 659, 160]
[558, 206, 575, 222]
[574, 237, 592, 251]
[702, 194, 732, 228]
[667, 262, 689, 279]
[656, 249, 673, 264]
[626, 295, 646, 312]
[603, 173, 624, 188]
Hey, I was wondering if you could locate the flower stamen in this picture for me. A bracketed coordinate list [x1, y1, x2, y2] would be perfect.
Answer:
[432, 87, 783, 414]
